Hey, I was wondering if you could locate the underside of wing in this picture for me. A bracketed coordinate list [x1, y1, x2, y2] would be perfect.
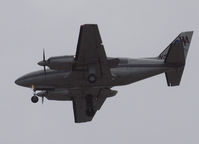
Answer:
[72, 88, 117, 123]
[72, 96, 98, 123]
[75, 24, 102, 62]
[74, 24, 112, 82]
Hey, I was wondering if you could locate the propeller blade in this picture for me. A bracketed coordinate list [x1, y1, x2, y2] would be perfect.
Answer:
[44, 65, 46, 74]
[43, 48, 46, 61]
[42, 96, 44, 104]
[42, 48, 46, 75]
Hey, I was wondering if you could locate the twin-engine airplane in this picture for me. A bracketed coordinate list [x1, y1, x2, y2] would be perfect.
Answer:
[15, 24, 193, 123]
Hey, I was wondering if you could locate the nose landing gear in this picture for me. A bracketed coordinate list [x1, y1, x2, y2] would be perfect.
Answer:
[31, 96, 39, 103]
[31, 88, 39, 103]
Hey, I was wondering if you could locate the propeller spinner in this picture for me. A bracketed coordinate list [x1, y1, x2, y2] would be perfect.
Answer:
[38, 49, 47, 75]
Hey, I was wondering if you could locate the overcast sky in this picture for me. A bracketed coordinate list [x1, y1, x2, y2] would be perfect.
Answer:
[0, 0, 199, 144]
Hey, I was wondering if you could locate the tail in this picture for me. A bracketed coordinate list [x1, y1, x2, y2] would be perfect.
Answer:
[159, 31, 193, 86]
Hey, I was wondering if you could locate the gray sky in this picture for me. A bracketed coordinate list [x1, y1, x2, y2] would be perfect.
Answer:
[0, 0, 199, 144]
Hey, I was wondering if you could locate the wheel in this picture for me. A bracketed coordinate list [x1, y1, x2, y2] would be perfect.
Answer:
[31, 96, 39, 103]
[88, 74, 96, 83]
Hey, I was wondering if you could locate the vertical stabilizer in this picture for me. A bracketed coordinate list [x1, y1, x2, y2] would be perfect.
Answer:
[159, 31, 193, 86]
[159, 31, 193, 60]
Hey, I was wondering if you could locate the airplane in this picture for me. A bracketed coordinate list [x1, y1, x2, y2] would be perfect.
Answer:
[15, 24, 193, 123]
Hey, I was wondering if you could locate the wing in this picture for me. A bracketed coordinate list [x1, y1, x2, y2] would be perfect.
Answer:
[74, 24, 112, 82]
[72, 88, 117, 123]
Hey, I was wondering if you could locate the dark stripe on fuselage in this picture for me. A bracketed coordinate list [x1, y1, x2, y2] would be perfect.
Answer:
[118, 63, 183, 68]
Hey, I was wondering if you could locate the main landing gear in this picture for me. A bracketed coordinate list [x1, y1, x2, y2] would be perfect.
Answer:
[86, 95, 95, 117]
[88, 74, 97, 83]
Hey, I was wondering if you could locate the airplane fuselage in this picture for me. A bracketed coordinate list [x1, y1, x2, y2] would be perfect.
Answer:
[15, 57, 178, 91]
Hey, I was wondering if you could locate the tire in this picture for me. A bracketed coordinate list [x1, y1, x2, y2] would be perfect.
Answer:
[31, 96, 39, 103]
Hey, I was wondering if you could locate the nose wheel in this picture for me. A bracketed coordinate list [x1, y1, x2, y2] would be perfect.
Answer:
[31, 96, 39, 103]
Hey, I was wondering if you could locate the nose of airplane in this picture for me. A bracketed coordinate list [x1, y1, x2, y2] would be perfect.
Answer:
[15, 70, 44, 88]
[15, 77, 24, 86]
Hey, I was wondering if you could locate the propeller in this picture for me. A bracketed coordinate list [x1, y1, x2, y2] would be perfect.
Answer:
[38, 49, 47, 75]
[37, 91, 47, 104]
[41, 90, 48, 104]
[43, 49, 46, 74]
[42, 96, 44, 104]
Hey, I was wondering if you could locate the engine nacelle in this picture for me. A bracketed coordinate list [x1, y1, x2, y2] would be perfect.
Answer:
[37, 89, 72, 101]
[38, 55, 75, 70]
[47, 55, 74, 70]
[38, 55, 120, 71]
